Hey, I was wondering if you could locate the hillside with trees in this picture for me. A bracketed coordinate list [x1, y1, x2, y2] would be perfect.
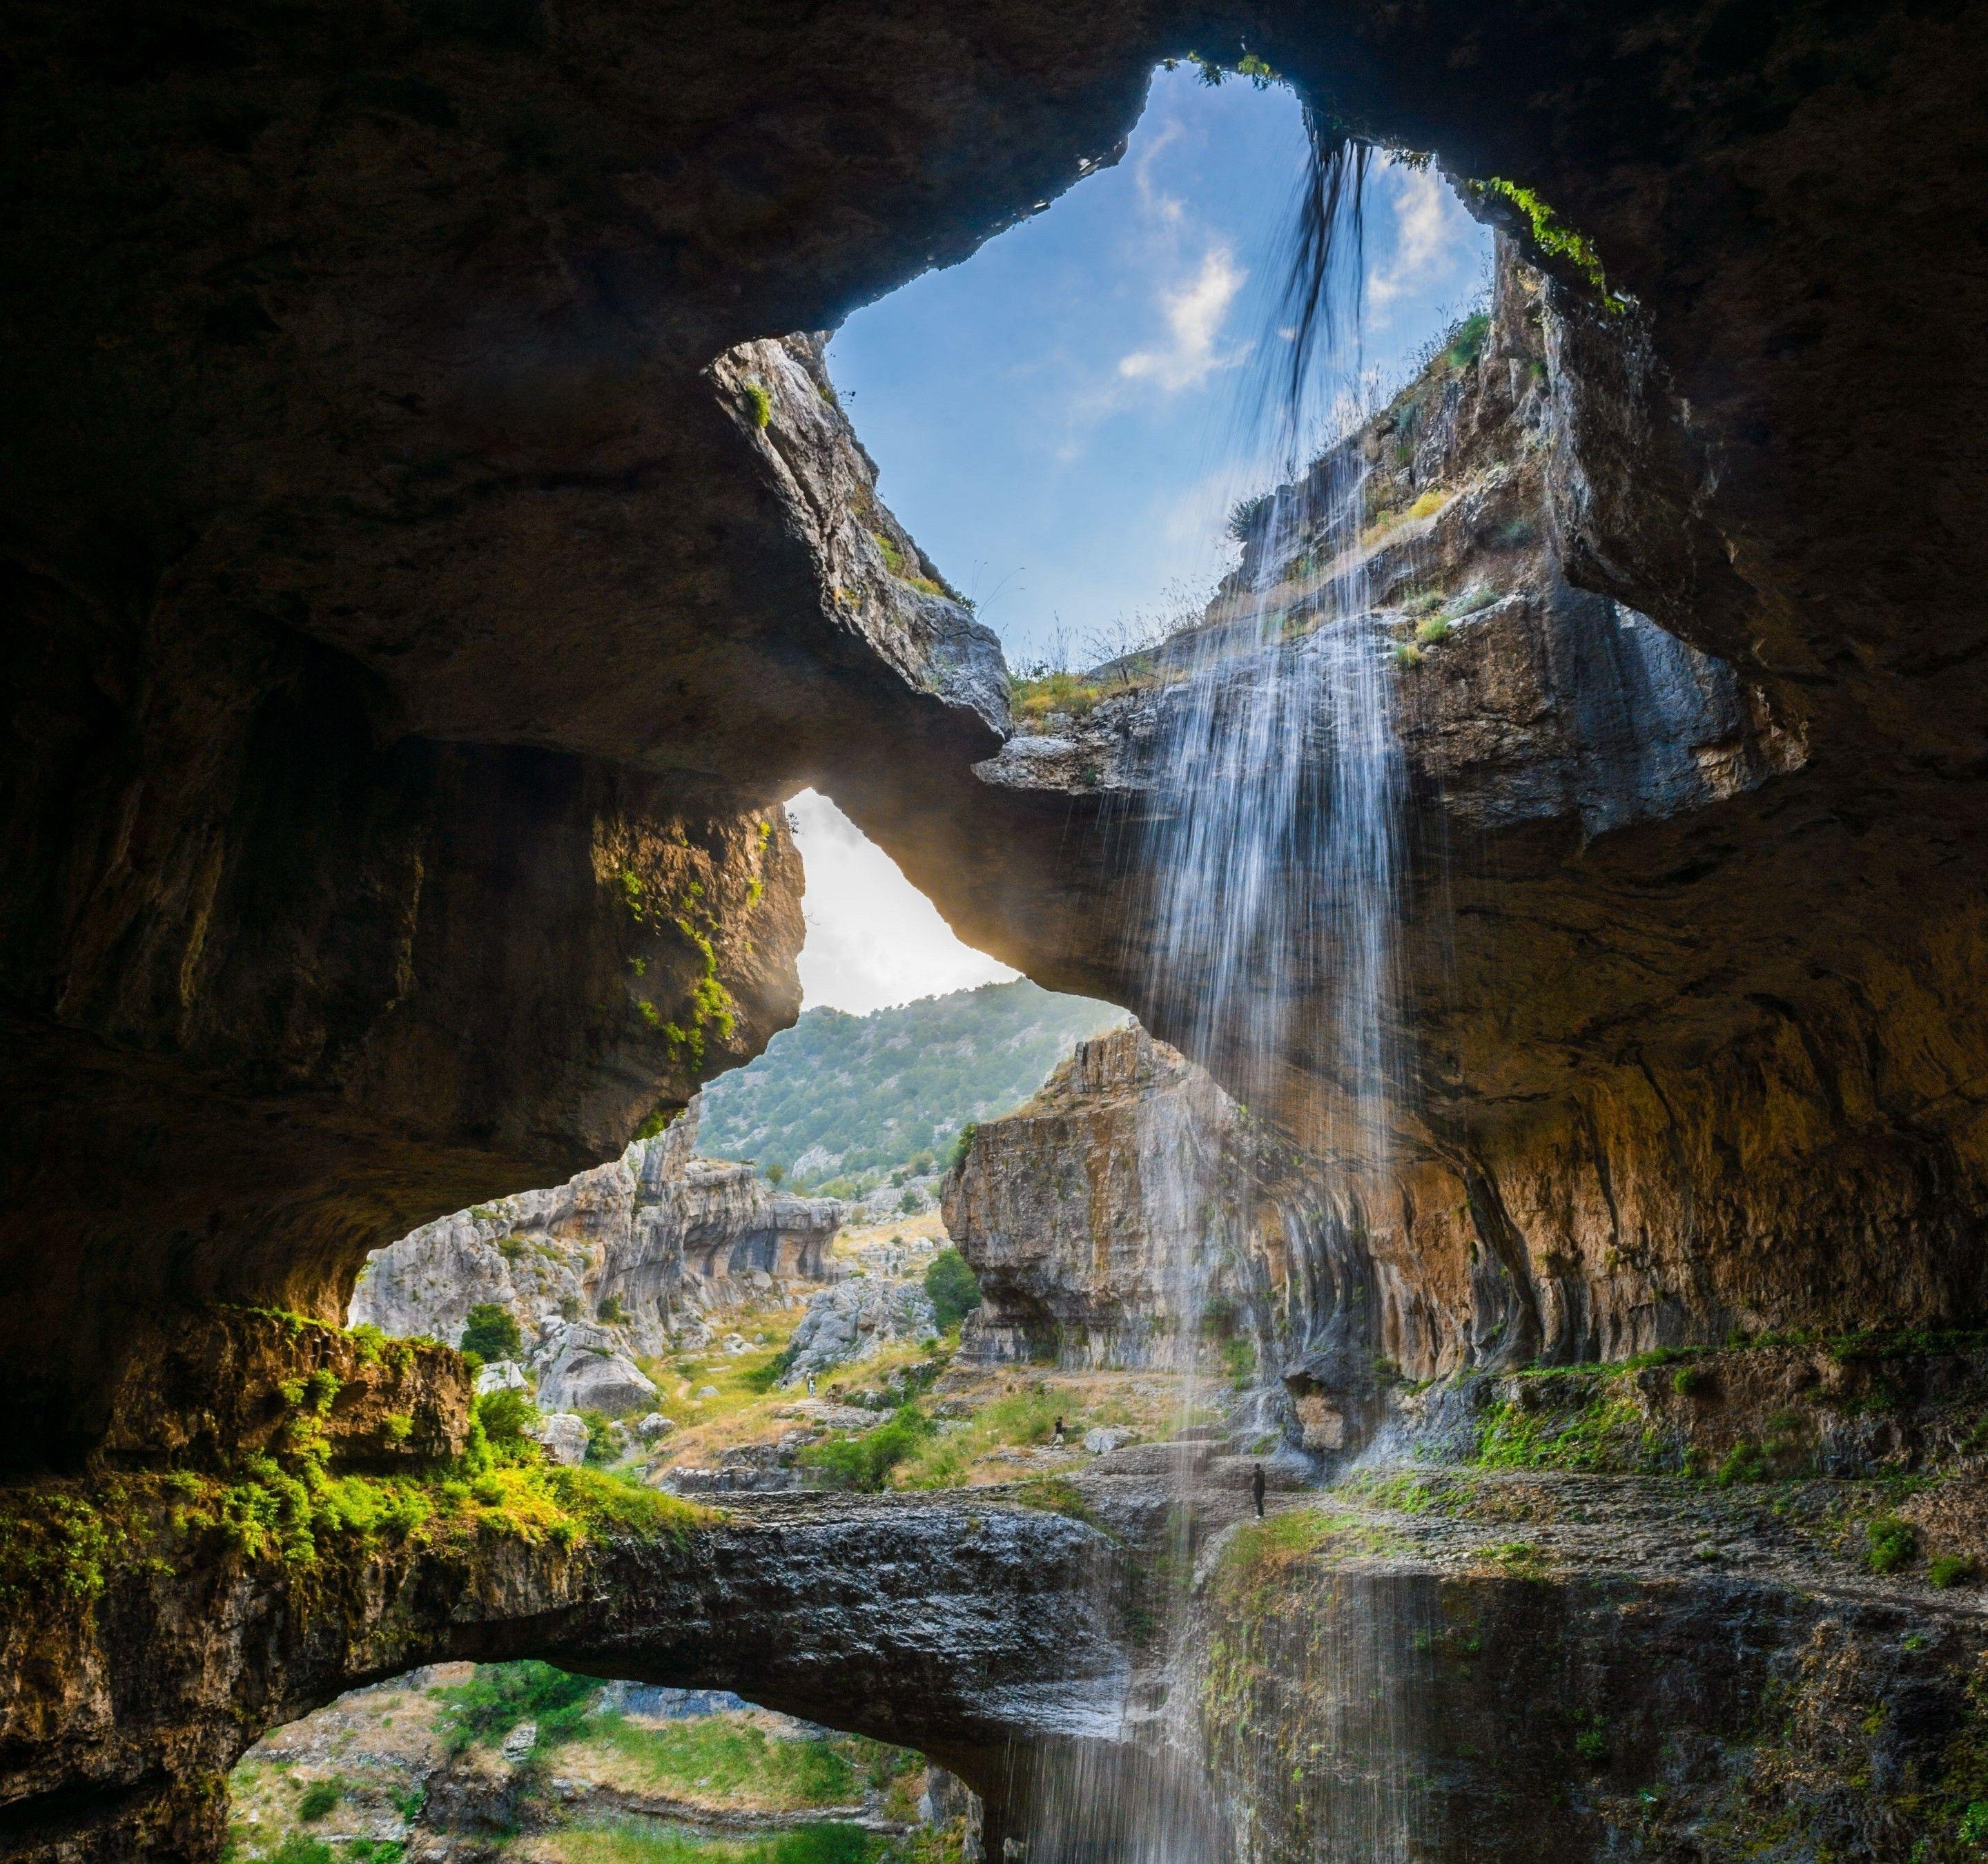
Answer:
[697, 980, 1125, 1195]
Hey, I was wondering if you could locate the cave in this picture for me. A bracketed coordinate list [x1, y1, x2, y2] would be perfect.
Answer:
[5, 0, 1988, 1858]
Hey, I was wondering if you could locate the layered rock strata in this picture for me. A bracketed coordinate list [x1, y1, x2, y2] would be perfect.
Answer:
[349, 1095, 844, 1361]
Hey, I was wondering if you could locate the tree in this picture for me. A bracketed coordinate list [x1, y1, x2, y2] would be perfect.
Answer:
[460, 1301, 521, 1361]
[764, 1161, 786, 1186]
[924, 1247, 983, 1332]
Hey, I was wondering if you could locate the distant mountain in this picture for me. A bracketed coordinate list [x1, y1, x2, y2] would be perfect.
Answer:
[696, 980, 1128, 1193]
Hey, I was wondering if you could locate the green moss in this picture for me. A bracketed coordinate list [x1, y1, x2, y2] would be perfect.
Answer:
[1473, 1389, 1655, 1473]
[1338, 1471, 1434, 1514]
[1930, 1553, 1979, 1589]
[742, 382, 772, 429]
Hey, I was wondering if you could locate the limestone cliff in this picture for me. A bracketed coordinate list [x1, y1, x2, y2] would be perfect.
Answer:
[350, 1096, 844, 1366]
[944, 1025, 1385, 1453]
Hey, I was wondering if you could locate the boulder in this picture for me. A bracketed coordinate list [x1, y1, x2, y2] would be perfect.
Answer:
[534, 1323, 659, 1417]
[636, 1413, 675, 1440]
[781, 1279, 938, 1386]
[476, 1361, 529, 1396]
[529, 1412, 589, 1466]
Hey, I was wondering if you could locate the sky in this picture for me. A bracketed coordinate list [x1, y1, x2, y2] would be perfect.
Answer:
[790, 64, 1492, 1013]
[786, 790, 1017, 1016]
[826, 61, 1492, 669]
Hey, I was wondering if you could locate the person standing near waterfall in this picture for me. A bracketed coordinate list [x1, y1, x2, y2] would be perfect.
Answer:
[1251, 1462, 1266, 1518]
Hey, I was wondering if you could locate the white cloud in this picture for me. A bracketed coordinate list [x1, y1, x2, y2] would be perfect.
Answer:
[787, 790, 1017, 1015]
[1118, 246, 1251, 392]
[1365, 163, 1477, 321]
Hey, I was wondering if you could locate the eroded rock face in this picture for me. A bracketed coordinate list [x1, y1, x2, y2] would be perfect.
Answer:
[3, 0, 1987, 1468]
[944, 1027, 1270, 1369]
[349, 1095, 844, 1364]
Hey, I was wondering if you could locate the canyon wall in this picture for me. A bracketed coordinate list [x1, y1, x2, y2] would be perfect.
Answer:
[350, 1095, 844, 1365]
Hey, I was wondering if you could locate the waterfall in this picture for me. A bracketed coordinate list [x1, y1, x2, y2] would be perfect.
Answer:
[1139, 116, 1405, 1161]
[1013, 130, 1421, 1863]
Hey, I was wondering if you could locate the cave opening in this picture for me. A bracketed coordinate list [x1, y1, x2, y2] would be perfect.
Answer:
[8, 7, 1984, 1861]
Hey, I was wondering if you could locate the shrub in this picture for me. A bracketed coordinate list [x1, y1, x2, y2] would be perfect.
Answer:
[1227, 490, 1274, 543]
[1415, 617, 1451, 645]
[1441, 309, 1492, 371]
[764, 1162, 786, 1186]
[1394, 643, 1425, 670]
[297, 1780, 340, 1822]
[1715, 1442, 1769, 1486]
[924, 1248, 983, 1332]
[475, 1388, 539, 1446]
[801, 1406, 931, 1492]
[1866, 1514, 1918, 1575]
[743, 381, 772, 429]
[271, 1838, 334, 1864]
[1929, 1553, 1978, 1589]
[460, 1303, 521, 1363]
[1671, 1365, 1711, 1397]
[578, 1408, 619, 1465]
[597, 1293, 628, 1325]
[433, 1660, 598, 1754]
[944, 1123, 979, 1176]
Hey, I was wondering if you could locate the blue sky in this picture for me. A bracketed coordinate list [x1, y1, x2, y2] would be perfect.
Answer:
[826, 62, 1492, 668]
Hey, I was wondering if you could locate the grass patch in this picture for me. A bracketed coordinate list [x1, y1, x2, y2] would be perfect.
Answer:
[1214, 1507, 1409, 1606]
[1007, 1476, 1103, 1531]
[581, 1714, 859, 1811]
[530, 1819, 884, 1864]
[1007, 669, 1106, 722]
[434, 1660, 599, 1756]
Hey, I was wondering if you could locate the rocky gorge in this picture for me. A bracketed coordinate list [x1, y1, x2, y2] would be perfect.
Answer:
[4, 1, 1988, 1858]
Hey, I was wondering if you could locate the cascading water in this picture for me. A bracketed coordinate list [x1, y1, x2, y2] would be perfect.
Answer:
[1011, 127, 1424, 1863]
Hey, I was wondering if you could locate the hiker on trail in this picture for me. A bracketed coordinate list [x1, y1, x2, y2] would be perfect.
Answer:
[1051, 1416, 1065, 1447]
[1251, 1462, 1267, 1519]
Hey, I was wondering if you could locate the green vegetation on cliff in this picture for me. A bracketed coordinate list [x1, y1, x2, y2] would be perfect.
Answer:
[696, 981, 1124, 1188]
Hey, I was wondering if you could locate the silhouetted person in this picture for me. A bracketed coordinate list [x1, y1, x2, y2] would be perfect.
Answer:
[1051, 1416, 1065, 1447]
[1251, 1462, 1267, 1518]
